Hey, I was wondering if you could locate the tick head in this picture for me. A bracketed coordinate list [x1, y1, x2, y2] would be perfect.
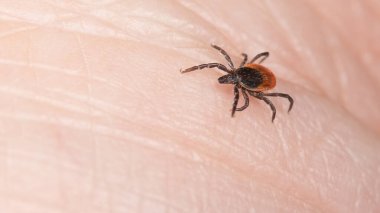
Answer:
[218, 74, 237, 84]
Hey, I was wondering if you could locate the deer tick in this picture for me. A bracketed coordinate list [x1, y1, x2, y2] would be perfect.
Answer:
[180, 44, 294, 122]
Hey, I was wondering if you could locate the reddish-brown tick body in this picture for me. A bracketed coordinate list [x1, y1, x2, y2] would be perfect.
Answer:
[235, 63, 276, 91]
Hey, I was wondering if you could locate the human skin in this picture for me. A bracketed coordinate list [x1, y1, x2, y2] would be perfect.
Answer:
[0, 0, 379, 212]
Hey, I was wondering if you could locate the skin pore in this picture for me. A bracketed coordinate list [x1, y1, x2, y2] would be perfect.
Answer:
[0, 0, 379, 212]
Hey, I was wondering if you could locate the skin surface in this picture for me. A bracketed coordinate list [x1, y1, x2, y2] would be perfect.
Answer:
[0, 0, 379, 212]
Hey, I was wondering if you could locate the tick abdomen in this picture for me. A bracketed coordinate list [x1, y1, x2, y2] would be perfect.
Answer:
[237, 63, 276, 91]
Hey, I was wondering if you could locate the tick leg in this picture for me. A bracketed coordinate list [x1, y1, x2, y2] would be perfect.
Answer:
[262, 96, 276, 122]
[236, 88, 249, 111]
[211, 44, 235, 69]
[231, 86, 240, 117]
[180, 63, 231, 74]
[250, 52, 269, 64]
[262, 93, 294, 112]
[239, 53, 248, 67]
[249, 91, 277, 122]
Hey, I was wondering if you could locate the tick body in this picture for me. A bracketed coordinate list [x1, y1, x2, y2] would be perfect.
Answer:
[234, 64, 276, 91]
[180, 44, 294, 122]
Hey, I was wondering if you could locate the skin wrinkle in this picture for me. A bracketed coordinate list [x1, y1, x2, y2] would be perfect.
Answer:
[354, 183, 362, 210]
[50, 88, 131, 119]
[238, 1, 294, 62]
[357, 172, 374, 209]
[195, 138, 328, 211]
[2, 6, 133, 41]
[307, 1, 380, 132]
[75, 32, 95, 122]
[74, 33, 101, 209]
[324, 21, 380, 111]
[3, 49, 163, 124]
[0, 26, 38, 39]
[70, 3, 205, 45]
[0, 87, 104, 116]
[0, 58, 83, 76]
[176, 1, 239, 51]
[178, 111, 326, 210]
[265, 1, 327, 95]
[377, 169, 380, 203]
[277, 123, 291, 159]
[321, 151, 333, 189]
[1, 111, 193, 165]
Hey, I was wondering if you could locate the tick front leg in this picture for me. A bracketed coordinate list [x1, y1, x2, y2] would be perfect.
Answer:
[211, 44, 235, 69]
[231, 86, 240, 117]
[180, 63, 231, 74]
[262, 93, 294, 112]
[250, 52, 269, 64]
[236, 88, 249, 111]
[239, 53, 248, 67]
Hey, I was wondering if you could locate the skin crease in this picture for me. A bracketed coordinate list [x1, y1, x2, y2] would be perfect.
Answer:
[0, 0, 379, 212]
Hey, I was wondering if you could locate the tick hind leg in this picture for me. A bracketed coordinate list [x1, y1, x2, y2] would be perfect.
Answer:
[231, 86, 240, 117]
[239, 53, 248, 67]
[262, 92, 294, 112]
[180, 63, 231, 74]
[248, 91, 277, 122]
[236, 88, 249, 111]
[211, 44, 235, 69]
[250, 52, 269, 64]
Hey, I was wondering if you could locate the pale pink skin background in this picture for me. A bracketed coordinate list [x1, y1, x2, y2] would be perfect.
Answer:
[0, 0, 379, 212]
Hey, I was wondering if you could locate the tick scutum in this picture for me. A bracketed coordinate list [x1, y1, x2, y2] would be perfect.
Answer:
[236, 67, 263, 89]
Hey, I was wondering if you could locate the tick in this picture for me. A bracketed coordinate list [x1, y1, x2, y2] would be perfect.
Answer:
[180, 44, 294, 122]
